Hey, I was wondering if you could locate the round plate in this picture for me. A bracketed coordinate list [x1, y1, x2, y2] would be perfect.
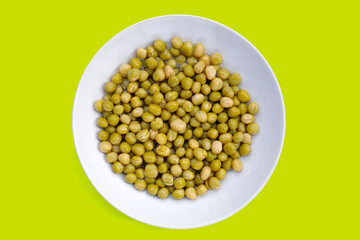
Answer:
[72, 15, 285, 229]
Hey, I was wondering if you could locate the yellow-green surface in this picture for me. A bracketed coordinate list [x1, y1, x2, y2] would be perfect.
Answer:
[1, 0, 359, 239]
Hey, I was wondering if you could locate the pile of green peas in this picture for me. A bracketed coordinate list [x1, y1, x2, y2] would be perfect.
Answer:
[95, 37, 259, 200]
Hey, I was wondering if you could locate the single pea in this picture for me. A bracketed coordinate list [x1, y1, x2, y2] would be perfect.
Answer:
[183, 170, 195, 180]
[241, 113, 255, 124]
[184, 187, 197, 200]
[191, 93, 205, 106]
[175, 55, 186, 65]
[156, 178, 166, 188]
[196, 184, 207, 195]
[153, 68, 165, 81]
[153, 39, 166, 52]
[125, 173, 137, 184]
[134, 179, 147, 191]
[180, 42, 193, 57]
[229, 73, 241, 85]
[238, 89, 250, 102]
[210, 160, 222, 172]
[157, 187, 169, 199]
[167, 75, 180, 88]
[145, 57, 158, 70]
[179, 158, 190, 170]
[208, 177, 221, 190]
[131, 156, 143, 167]
[147, 184, 159, 196]
[227, 119, 238, 131]
[109, 133, 122, 145]
[132, 143, 145, 156]
[151, 117, 164, 130]
[210, 53, 222, 65]
[136, 48, 147, 59]
[207, 128, 219, 140]
[97, 130, 109, 141]
[144, 163, 158, 178]
[169, 47, 180, 56]
[104, 82, 116, 93]
[224, 142, 237, 155]
[120, 92, 131, 103]
[180, 90, 193, 99]
[141, 80, 152, 90]
[232, 159, 243, 172]
[132, 107, 143, 118]
[105, 152, 118, 163]
[110, 93, 121, 104]
[125, 132, 136, 144]
[211, 103, 223, 114]
[194, 173, 204, 185]
[174, 135, 185, 148]
[124, 164, 135, 174]
[103, 100, 114, 112]
[165, 101, 179, 113]
[216, 168, 226, 180]
[232, 132, 244, 144]
[172, 189, 185, 200]
[239, 103, 248, 115]
[142, 151, 156, 164]
[144, 177, 156, 184]
[111, 73, 123, 85]
[190, 117, 201, 128]
[195, 111, 207, 123]
[146, 46, 158, 58]
[217, 152, 228, 162]
[149, 104, 162, 116]
[134, 129, 149, 143]
[128, 57, 142, 69]
[162, 173, 174, 186]
[184, 65, 195, 77]
[217, 68, 230, 80]
[165, 91, 178, 102]
[175, 148, 185, 158]
[228, 106, 241, 118]
[112, 161, 124, 173]
[238, 122, 246, 133]
[208, 92, 221, 103]
[171, 37, 183, 49]
[163, 128, 176, 142]
[190, 159, 203, 170]
[151, 92, 164, 104]
[156, 145, 171, 157]
[181, 77, 194, 90]
[210, 78, 224, 91]
[247, 123, 259, 135]
[240, 144, 251, 156]
[174, 177, 186, 189]
[186, 180, 195, 188]
[97, 117, 109, 128]
[160, 49, 171, 61]
[242, 133, 252, 144]
[157, 163, 168, 174]
[170, 164, 182, 177]
[193, 127, 203, 138]
[94, 100, 104, 112]
[119, 142, 131, 153]
[194, 61, 206, 74]
[127, 68, 140, 81]
[248, 102, 259, 114]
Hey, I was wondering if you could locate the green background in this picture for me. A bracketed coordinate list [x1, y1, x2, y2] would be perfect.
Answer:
[1, 0, 359, 238]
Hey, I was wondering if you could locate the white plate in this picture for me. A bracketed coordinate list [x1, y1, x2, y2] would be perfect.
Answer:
[72, 15, 285, 229]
